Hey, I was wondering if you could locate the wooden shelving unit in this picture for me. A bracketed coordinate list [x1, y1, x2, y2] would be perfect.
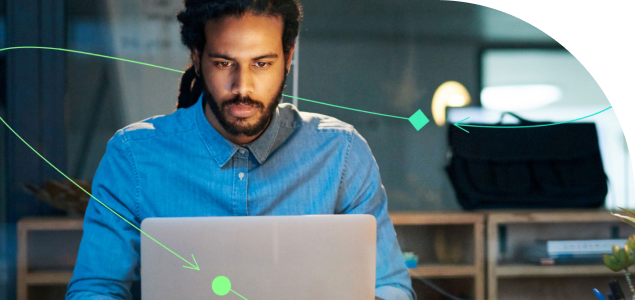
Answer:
[390, 212, 485, 300]
[487, 210, 633, 300]
[17, 217, 83, 300]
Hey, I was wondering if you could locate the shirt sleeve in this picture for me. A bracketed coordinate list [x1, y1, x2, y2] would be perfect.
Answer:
[335, 128, 417, 300]
[66, 130, 141, 300]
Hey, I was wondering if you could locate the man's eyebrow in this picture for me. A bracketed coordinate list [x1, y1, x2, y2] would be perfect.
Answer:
[208, 52, 278, 61]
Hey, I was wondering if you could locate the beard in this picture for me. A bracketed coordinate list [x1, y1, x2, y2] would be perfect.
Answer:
[201, 72, 286, 138]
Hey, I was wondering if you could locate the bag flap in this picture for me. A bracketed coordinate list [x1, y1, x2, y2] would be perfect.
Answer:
[448, 122, 601, 160]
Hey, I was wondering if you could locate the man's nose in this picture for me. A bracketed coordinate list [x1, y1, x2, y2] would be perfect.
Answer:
[231, 66, 254, 96]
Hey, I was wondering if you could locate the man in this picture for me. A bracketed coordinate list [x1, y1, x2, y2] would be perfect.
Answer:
[66, 1, 416, 300]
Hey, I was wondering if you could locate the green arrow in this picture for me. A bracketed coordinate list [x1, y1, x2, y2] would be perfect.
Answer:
[182, 254, 200, 270]
[453, 119, 471, 133]
[453, 106, 613, 133]
[0, 115, 200, 271]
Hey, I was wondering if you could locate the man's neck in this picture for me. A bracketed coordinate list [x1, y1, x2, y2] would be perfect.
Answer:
[203, 100, 270, 145]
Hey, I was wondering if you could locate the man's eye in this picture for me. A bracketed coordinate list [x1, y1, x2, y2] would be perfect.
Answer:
[255, 62, 270, 68]
[215, 61, 233, 68]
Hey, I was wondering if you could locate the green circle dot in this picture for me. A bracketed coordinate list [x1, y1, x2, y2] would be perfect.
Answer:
[212, 276, 231, 296]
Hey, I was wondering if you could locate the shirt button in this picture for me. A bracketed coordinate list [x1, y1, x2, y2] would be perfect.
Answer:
[239, 149, 246, 154]
[238, 172, 245, 180]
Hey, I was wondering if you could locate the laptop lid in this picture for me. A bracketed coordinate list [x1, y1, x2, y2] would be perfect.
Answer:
[140, 214, 376, 300]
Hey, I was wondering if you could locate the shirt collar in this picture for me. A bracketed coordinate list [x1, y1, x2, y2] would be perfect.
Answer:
[192, 92, 283, 167]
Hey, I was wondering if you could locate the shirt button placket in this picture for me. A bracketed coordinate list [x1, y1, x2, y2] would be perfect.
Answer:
[235, 149, 249, 216]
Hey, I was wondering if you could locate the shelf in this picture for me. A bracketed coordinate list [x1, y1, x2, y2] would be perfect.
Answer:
[18, 217, 83, 231]
[408, 265, 476, 278]
[486, 210, 632, 300]
[497, 264, 620, 278]
[25, 271, 74, 285]
[390, 212, 484, 225]
[389, 212, 485, 300]
[487, 210, 620, 224]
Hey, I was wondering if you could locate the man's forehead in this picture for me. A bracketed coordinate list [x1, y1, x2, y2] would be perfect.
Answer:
[205, 18, 282, 39]
[203, 13, 284, 57]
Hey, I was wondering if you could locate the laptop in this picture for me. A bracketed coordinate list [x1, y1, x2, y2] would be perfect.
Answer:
[140, 214, 377, 300]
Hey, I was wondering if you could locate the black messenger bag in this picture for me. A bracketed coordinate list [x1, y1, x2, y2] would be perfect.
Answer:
[445, 113, 608, 210]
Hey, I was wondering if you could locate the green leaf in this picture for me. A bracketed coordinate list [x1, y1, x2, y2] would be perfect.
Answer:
[611, 213, 635, 228]
[618, 207, 635, 218]
[605, 253, 624, 272]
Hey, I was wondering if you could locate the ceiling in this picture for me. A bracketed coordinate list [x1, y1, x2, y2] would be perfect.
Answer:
[300, 0, 557, 43]
[63, 0, 558, 44]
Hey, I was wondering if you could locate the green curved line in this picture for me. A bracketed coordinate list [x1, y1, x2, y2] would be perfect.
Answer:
[458, 106, 613, 129]
[0, 46, 185, 73]
[231, 289, 250, 300]
[0, 46, 407, 120]
[285, 95, 408, 119]
[1, 47, 615, 127]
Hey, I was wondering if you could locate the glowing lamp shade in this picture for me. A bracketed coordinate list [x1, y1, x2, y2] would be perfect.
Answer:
[431, 81, 471, 126]
[481, 84, 562, 111]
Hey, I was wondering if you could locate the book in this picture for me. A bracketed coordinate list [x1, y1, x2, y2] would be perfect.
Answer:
[522, 239, 628, 265]
[539, 255, 604, 265]
[547, 239, 628, 256]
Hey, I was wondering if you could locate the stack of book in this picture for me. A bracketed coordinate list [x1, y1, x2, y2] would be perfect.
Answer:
[523, 239, 628, 265]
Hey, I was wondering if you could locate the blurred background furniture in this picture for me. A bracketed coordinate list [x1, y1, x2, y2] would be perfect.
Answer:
[391, 212, 485, 300]
[17, 217, 82, 300]
[16, 210, 634, 300]
[487, 210, 634, 300]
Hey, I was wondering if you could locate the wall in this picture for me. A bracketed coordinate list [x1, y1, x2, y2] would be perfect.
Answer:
[297, 37, 479, 211]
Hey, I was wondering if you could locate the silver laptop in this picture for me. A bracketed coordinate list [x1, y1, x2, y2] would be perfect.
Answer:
[140, 214, 377, 300]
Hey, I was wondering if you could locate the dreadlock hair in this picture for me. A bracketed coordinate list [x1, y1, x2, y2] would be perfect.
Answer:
[175, 0, 304, 110]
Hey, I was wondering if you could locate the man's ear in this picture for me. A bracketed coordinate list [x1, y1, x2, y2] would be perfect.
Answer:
[285, 44, 296, 76]
[192, 49, 201, 74]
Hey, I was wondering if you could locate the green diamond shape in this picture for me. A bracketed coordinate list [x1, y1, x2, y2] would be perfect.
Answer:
[408, 109, 429, 131]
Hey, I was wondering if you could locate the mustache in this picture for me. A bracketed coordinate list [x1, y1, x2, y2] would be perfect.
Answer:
[221, 94, 264, 110]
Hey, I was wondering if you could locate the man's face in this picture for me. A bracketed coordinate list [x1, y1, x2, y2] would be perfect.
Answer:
[195, 12, 292, 137]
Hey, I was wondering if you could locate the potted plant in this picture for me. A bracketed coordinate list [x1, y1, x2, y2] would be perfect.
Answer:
[605, 207, 635, 299]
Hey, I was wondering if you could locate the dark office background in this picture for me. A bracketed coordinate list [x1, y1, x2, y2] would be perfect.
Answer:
[0, 0, 621, 299]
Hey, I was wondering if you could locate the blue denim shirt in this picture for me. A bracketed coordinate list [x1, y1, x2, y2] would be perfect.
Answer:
[65, 93, 416, 300]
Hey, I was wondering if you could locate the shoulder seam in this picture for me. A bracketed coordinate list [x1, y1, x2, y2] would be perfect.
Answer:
[312, 117, 354, 133]
[121, 126, 197, 141]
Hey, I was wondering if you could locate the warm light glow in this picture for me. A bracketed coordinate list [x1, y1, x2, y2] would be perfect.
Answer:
[447, 95, 468, 107]
[431, 81, 471, 126]
[481, 84, 562, 111]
